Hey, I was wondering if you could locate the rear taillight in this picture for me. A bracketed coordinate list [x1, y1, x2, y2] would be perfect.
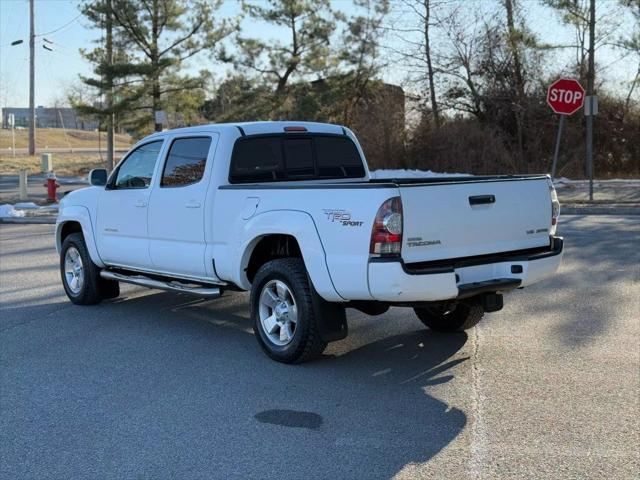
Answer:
[548, 178, 560, 235]
[370, 196, 403, 257]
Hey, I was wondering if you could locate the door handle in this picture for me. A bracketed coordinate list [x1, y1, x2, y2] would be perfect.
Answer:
[469, 195, 495, 205]
[185, 201, 202, 209]
[134, 200, 147, 207]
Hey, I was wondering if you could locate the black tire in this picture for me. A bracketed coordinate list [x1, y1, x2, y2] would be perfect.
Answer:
[60, 233, 105, 305]
[251, 258, 327, 363]
[414, 300, 484, 332]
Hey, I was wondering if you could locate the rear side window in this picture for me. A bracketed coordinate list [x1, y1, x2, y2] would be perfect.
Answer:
[161, 137, 212, 187]
[229, 134, 365, 183]
[230, 137, 284, 183]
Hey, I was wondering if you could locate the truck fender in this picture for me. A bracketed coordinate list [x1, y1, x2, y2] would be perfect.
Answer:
[55, 205, 105, 268]
[235, 210, 345, 303]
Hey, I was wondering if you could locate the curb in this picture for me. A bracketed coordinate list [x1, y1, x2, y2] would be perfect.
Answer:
[0, 217, 56, 224]
[561, 204, 640, 215]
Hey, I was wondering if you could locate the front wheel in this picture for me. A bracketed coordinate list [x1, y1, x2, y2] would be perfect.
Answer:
[414, 300, 484, 332]
[251, 258, 327, 363]
[60, 233, 119, 305]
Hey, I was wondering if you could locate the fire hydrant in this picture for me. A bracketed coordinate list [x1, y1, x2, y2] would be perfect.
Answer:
[44, 171, 60, 203]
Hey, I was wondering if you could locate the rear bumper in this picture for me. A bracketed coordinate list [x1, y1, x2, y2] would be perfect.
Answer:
[367, 237, 563, 302]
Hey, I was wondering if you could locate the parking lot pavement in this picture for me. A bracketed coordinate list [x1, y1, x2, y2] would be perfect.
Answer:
[1, 217, 638, 479]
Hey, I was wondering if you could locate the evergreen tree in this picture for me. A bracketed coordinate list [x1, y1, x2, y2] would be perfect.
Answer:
[230, 0, 336, 95]
[107, 0, 234, 131]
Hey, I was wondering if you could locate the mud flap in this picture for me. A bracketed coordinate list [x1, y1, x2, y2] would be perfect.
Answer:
[481, 293, 504, 313]
[310, 283, 348, 343]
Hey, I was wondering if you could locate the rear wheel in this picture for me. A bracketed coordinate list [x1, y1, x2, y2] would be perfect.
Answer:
[251, 258, 327, 363]
[414, 300, 484, 332]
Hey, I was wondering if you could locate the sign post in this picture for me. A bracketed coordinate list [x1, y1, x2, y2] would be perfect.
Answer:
[546, 78, 585, 179]
[550, 116, 565, 179]
[8, 113, 16, 157]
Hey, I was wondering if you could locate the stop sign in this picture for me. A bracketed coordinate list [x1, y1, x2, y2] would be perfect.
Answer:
[547, 78, 585, 115]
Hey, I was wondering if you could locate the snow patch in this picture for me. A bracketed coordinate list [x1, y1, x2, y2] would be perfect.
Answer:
[13, 202, 40, 209]
[0, 203, 58, 219]
[370, 169, 472, 179]
[0, 204, 26, 218]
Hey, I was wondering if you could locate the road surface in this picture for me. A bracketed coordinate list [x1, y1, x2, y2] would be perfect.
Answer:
[1, 216, 638, 479]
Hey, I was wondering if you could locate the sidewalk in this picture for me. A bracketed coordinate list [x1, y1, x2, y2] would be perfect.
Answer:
[554, 179, 639, 215]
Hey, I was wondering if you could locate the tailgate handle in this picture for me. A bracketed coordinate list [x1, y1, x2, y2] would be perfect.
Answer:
[469, 195, 495, 205]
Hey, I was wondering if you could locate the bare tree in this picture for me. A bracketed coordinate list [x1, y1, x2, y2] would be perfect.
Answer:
[388, 0, 449, 128]
[544, 0, 624, 83]
[615, 0, 640, 120]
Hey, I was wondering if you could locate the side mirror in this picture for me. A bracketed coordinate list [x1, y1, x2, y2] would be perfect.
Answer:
[89, 168, 108, 187]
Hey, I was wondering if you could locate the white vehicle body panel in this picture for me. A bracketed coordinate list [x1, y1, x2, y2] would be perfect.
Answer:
[399, 179, 552, 263]
[55, 201, 104, 267]
[96, 187, 154, 269]
[147, 133, 220, 278]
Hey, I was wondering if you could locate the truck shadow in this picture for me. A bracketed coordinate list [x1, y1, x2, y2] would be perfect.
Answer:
[123, 291, 470, 478]
[2, 289, 470, 479]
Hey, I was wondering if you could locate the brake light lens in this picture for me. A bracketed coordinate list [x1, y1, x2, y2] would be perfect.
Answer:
[284, 126, 307, 132]
[370, 196, 403, 257]
[548, 178, 561, 235]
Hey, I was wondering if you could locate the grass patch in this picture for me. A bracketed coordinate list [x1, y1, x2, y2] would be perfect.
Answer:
[0, 127, 132, 150]
[0, 153, 124, 176]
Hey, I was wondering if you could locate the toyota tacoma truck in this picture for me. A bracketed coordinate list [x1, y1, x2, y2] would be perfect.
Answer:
[56, 121, 563, 363]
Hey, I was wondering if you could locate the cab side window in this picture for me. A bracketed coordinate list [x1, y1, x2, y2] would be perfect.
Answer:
[113, 141, 163, 189]
[161, 137, 212, 187]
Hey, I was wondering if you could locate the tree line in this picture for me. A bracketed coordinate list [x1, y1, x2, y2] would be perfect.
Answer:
[72, 0, 639, 178]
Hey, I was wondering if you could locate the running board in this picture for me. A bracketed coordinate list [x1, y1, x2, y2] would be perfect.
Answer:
[100, 270, 221, 298]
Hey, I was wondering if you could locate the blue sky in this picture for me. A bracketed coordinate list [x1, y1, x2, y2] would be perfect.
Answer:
[0, 0, 636, 109]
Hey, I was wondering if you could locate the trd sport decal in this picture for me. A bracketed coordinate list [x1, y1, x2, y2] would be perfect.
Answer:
[323, 209, 363, 227]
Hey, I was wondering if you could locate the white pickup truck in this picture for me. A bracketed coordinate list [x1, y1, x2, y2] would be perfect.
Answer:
[56, 121, 563, 363]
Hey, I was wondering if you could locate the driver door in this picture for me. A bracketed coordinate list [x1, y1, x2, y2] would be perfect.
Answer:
[96, 140, 164, 269]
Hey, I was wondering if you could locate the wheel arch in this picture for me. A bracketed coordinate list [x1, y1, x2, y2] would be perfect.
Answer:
[234, 210, 344, 302]
[55, 205, 104, 268]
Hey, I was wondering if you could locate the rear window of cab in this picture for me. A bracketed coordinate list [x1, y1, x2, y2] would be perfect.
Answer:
[229, 134, 365, 184]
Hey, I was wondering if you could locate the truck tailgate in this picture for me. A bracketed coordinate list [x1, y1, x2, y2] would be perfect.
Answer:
[399, 177, 552, 264]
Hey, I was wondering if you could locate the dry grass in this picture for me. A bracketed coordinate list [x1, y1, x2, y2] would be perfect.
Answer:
[0, 152, 125, 176]
[0, 128, 132, 150]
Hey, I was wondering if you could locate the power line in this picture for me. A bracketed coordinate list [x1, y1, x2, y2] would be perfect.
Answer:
[36, 13, 82, 37]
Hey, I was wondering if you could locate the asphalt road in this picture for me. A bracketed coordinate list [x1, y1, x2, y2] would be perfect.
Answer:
[1, 216, 638, 479]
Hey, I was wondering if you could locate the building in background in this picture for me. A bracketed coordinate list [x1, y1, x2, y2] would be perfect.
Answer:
[1, 106, 99, 130]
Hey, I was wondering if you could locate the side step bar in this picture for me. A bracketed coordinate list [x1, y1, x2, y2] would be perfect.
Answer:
[100, 270, 221, 298]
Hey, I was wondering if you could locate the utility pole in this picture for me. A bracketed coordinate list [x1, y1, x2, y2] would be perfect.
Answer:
[28, 0, 36, 156]
[586, 0, 596, 201]
[105, 0, 115, 171]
